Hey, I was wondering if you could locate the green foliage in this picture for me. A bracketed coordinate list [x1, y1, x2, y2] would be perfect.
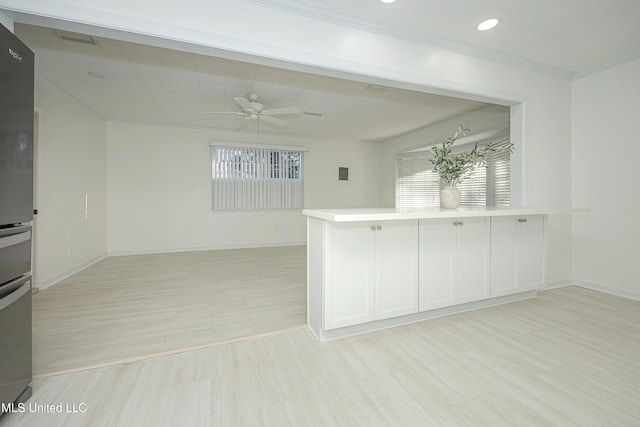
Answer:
[430, 125, 513, 186]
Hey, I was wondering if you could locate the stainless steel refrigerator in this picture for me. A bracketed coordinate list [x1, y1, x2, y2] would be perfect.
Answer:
[0, 22, 34, 414]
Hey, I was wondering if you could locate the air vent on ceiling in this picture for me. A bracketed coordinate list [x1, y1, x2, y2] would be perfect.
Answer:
[53, 30, 99, 45]
[364, 84, 390, 92]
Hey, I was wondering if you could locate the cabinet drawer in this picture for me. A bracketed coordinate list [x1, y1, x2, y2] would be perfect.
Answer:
[0, 226, 31, 285]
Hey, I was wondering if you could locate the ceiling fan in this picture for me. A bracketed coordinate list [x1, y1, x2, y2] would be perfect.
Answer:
[202, 93, 301, 127]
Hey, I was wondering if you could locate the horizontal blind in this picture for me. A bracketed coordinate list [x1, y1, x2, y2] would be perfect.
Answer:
[457, 166, 487, 207]
[486, 136, 511, 207]
[396, 155, 440, 208]
[396, 132, 511, 208]
[212, 145, 304, 210]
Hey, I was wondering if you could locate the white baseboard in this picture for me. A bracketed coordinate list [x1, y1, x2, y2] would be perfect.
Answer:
[542, 278, 640, 301]
[38, 254, 107, 290]
[315, 291, 538, 342]
[572, 279, 640, 302]
[543, 278, 574, 290]
[107, 241, 306, 257]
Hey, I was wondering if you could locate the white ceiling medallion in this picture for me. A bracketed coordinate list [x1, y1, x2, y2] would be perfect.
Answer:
[477, 18, 499, 31]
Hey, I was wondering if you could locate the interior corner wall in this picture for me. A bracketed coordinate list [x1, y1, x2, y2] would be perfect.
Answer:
[571, 57, 640, 300]
[106, 122, 381, 255]
[34, 75, 108, 289]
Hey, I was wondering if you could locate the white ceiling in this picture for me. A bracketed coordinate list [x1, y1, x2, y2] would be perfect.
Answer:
[15, 23, 491, 142]
[277, 0, 640, 75]
[12, 0, 640, 142]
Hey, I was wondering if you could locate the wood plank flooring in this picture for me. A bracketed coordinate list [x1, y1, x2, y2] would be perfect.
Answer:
[3, 285, 639, 426]
[30, 246, 307, 376]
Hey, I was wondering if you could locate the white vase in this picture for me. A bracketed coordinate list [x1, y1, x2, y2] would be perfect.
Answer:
[440, 186, 461, 209]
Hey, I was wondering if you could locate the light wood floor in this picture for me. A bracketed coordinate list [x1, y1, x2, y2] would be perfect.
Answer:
[30, 246, 307, 376]
[3, 286, 639, 426]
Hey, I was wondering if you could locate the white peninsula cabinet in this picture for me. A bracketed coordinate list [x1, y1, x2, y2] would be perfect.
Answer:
[304, 208, 562, 341]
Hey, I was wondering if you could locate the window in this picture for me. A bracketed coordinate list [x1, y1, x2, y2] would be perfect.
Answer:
[211, 142, 307, 210]
[396, 129, 511, 208]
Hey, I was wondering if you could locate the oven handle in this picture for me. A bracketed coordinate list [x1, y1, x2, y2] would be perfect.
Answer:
[0, 230, 31, 249]
[0, 278, 31, 311]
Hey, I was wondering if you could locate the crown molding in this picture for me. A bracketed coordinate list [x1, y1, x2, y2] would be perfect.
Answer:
[573, 50, 640, 80]
[241, 0, 575, 80]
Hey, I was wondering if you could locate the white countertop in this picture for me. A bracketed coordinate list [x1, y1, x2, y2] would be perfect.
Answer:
[302, 206, 587, 222]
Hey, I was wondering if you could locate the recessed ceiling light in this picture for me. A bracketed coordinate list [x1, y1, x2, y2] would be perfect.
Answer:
[477, 18, 499, 31]
[381, 0, 396, 3]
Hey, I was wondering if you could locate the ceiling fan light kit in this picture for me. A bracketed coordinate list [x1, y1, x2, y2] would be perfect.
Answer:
[203, 93, 302, 127]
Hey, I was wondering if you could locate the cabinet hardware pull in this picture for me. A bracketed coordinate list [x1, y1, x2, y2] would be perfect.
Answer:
[453, 221, 463, 226]
[370, 226, 376, 231]
[458, 221, 463, 226]
[518, 218, 528, 223]
[376, 226, 382, 231]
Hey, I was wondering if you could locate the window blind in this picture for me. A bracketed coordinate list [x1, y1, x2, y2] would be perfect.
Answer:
[396, 132, 511, 208]
[396, 154, 441, 208]
[211, 144, 305, 210]
[485, 135, 511, 207]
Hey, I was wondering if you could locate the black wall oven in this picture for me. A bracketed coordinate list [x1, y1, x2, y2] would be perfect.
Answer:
[0, 22, 35, 415]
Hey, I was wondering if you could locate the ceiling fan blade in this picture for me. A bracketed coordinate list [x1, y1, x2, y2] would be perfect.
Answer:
[234, 97, 255, 111]
[201, 111, 245, 116]
[260, 115, 288, 127]
[262, 107, 301, 116]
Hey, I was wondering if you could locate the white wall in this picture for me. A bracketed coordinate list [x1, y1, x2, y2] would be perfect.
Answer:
[34, 75, 107, 288]
[12, 1, 574, 285]
[572, 58, 640, 300]
[106, 122, 380, 254]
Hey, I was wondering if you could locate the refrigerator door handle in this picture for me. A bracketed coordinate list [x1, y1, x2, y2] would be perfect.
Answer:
[0, 279, 30, 311]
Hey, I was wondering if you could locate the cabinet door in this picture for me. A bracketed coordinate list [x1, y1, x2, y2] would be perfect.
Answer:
[491, 215, 545, 297]
[419, 219, 456, 311]
[490, 217, 519, 296]
[375, 220, 419, 320]
[517, 216, 545, 291]
[455, 217, 491, 303]
[324, 222, 375, 330]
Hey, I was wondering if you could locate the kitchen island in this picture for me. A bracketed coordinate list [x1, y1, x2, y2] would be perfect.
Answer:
[303, 207, 569, 341]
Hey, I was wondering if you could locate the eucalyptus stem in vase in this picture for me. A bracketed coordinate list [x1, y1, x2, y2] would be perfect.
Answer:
[430, 125, 513, 209]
